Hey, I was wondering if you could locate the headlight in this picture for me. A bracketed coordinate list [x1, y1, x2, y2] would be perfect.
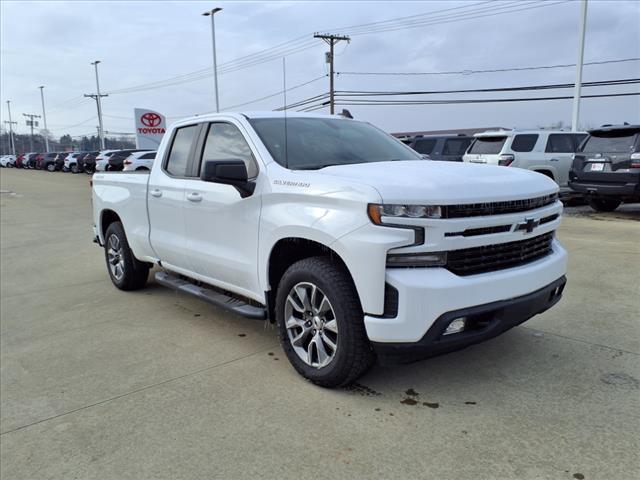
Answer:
[368, 203, 441, 225]
[386, 251, 447, 267]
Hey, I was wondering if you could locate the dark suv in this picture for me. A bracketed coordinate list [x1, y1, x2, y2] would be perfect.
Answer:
[569, 124, 640, 212]
[38, 152, 61, 171]
[406, 134, 472, 162]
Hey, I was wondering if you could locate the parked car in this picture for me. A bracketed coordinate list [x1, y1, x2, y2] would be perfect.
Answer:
[64, 152, 85, 173]
[95, 150, 120, 172]
[406, 134, 473, 162]
[54, 152, 70, 171]
[26, 153, 40, 169]
[0, 155, 16, 167]
[122, 151, 157, 171]
[81, 151, 101, 173]
[37, 152, 60, 171]
[463, 129, 587, 196]
[107, 149, 151, 171]
[92, 112, 566, 387]
[568, 124, 640, 211]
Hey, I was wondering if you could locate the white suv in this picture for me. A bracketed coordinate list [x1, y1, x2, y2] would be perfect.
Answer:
[95, 150, 119, 172]
[122, 151, 156, 171]
[463, 130, 587, 194]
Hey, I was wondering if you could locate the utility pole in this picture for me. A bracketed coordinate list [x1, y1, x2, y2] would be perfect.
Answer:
[314, 33, 350, 114]
[571, 0, 588, 132]
[88, 60, 107, 149]
[202, 8, 223, 112]
[23, 113, 41, 152]
[6, 101, 16, 156]
[38, 86, 50, 152]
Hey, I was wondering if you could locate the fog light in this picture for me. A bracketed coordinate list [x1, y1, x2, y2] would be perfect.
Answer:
[444, 317, 466, 335]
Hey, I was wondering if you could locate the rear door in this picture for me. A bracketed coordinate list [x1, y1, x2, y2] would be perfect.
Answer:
[545, 133, 577, 187]
[147, 123, 201, 270]
[182, 121, 262, 297]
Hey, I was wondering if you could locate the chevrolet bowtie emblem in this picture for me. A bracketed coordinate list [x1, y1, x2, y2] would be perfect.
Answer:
[517, 218, 540, 233]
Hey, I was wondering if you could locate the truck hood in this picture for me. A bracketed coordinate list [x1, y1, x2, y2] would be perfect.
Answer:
[318, 160, 558, 204]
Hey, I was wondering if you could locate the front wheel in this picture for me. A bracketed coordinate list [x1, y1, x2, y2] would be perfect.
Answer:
[46, 163, 55, 172]
[104, 222, 150, 290]
[275, 256, 374, 388]
[588, 197, 621, 212]
[70, 164, 79, 174]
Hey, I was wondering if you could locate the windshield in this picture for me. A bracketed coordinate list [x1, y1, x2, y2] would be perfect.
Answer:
[249, 117, 422, 169]
[468, 136, 507, 154]
[580, 131, 639, 154]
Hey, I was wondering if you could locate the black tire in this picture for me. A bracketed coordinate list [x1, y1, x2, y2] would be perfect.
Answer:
[136, 167, 149, 171]
[275, 256, 374, 388]
[85, 166, 95, 174]
[104, 221, 150, 291]
[70, 164, 79, 174]
[588, 197, 621, 212]
[46, 163, 55, 172]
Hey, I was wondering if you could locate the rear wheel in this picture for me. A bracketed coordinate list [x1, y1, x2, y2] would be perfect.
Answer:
[588, 197, 621, 212]
[70, 164, 79, 174]
[275, 257, 374, 388]
[46, 163, 55, 172]
[104, 222, 150, 290]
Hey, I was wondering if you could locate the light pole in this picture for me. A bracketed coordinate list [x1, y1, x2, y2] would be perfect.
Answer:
[38, 86, 50, 152]
[571, 0, 588, 132]
[202, 7, 222, 112]
[91, 60, 106, 149]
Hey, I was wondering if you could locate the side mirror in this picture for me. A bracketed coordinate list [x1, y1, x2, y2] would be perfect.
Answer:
[201, 160, 255, 197]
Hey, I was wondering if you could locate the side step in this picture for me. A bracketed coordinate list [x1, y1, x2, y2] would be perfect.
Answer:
[155, 271, 267, 320]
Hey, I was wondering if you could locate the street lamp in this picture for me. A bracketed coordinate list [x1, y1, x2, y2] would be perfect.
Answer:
[38, 86, 50, 152]
[91, 60, 106, 149]
[202, 7, 223, 112]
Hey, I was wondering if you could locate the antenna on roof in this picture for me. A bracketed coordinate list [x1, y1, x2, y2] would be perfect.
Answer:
[283, 57, 289, 169]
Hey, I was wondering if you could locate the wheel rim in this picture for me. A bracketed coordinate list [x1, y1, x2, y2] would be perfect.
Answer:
[284, 282, 338, 368]
[107, 234, 125, 281]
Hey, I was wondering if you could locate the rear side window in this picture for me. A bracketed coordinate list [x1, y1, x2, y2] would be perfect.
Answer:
[165, 125, 199, 176]
[141, 152, 156, 160]
[200, 123, 258, 178]
[443, 137, 472, 155]
[580, 132, 639, 153]
[468, 136, 506, 154]
[545, 134, 575, 153]
[412, 138, 437, 155]
[511, 134, 538, 152]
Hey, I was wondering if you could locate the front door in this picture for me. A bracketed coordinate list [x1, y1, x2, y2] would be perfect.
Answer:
[182, 121, 262, 299]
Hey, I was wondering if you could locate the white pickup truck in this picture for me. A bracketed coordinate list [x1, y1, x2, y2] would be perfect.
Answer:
[92, 112, 567, 387]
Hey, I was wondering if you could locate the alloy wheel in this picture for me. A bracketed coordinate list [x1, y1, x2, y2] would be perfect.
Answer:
[284, 282, 338, 368]
[107, 234, 125, 281]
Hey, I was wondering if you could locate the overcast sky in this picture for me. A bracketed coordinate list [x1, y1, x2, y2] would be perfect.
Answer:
[1, 0, 639, 139]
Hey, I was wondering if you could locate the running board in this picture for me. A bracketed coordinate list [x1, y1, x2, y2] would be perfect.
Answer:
[155, 271, 267, 320]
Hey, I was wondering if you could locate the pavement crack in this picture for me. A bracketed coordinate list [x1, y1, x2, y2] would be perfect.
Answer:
[0, 345, 278, 436]
[522, 326, 639, 356]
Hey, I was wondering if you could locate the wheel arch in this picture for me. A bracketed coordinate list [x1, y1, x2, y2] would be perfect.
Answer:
[532, 168, 555, 181]
[265, 237, 358, 322]
[100, 209, 122, 241]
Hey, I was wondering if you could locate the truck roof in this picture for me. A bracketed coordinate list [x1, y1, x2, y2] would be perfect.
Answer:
[170, 111, 349, 127]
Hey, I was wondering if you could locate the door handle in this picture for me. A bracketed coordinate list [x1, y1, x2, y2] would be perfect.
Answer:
[186, 192, 202, 202]
[550, 158, 559, 162]
[150, 189, 163, 198]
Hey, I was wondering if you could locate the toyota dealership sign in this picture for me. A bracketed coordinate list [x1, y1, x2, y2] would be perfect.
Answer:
[134, 108, 166, 149]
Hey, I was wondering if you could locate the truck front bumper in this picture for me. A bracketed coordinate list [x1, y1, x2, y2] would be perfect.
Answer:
[364, 239, 567, 364]
[371, 275, 565, 365]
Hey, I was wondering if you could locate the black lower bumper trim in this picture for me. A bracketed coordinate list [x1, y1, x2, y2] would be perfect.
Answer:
[372, 275, 567, 365]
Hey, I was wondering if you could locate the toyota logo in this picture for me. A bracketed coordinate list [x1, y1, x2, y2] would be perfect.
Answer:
[141, 112, 162, 127]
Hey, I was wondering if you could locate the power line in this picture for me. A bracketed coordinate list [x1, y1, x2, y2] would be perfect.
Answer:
[337, 58, 640, 77]
[333, 91, 640, 107]
[101, 0, 566, 96]
[334, 78, 640, 97]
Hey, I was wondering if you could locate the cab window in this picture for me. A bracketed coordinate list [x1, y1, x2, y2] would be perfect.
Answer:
[200, 123, 258, 178]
